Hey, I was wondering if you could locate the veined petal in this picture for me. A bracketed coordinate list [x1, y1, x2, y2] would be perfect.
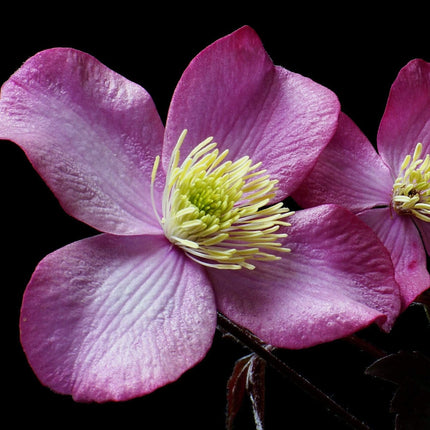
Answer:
[358, 208, 430, 309]
[20, 234, 216, 402]
[0, 48, 165, 235]
[377, 59, 430, 174]
[164, 26, 340, 199]
[209, 205, 401, 349]
[294, 112, 393, 211]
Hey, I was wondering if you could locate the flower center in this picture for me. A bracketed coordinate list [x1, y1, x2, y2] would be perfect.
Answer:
[392, 142, 430, 222]
[151, 130, 293, 269]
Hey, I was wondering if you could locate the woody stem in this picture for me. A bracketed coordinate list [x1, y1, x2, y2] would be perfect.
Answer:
[217, 312, 371, 430]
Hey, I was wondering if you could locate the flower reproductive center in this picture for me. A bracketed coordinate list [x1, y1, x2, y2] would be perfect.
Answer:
[392, 142, 430, 222]
[151, 130, 293, 270]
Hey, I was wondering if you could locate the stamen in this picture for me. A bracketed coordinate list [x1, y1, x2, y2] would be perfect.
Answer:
[392, 142, 430, 222]
[150, 155, 162, 225]
[150, 129, 294, 269]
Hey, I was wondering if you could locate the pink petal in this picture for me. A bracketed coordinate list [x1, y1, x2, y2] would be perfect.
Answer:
[293, 112, 393, 211]
[415, 219, 430, 256]
[0, 48, 165, 235]
[209, 205, 401, 349]
[164, 26, 340, 198]
[377, 59, 430, 173]
[358, 208, 430, 309]
[20, 234, 216, 402]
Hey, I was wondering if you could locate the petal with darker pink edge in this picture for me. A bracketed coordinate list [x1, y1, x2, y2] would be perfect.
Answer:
[377, 59, 430, 173]
[20, 234, 216, 402]
[209, 205, 401, 349]
[164, 25, 340, 199]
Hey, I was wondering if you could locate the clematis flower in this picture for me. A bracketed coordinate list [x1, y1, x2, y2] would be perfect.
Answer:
[294, 59, 430, 309]
[1, 26, 401, 403]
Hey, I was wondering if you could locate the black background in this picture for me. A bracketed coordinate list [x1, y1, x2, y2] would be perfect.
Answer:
[3, 4, 429, 429]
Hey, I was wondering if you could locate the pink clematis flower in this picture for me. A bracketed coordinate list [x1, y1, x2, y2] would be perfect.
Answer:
[1, 26, 400, 403]
[295, 59, 430, 309]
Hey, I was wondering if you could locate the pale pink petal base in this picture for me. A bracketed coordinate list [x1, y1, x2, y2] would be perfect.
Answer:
[20, 234, 217, 402]
[209, 205, 401, 349]
[358, 208, 430, 308]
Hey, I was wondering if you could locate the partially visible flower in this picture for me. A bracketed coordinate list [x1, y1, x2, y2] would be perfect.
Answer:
[1, 26, 400, 403]
[295, 59, 430, 309]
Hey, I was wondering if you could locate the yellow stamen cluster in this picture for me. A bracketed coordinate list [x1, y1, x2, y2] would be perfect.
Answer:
[392, 142, 430, 222]
[151, 130, 293, 269]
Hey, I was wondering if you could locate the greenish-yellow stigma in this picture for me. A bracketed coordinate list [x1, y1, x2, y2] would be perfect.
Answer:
[151, 130, 293, 270]
[392, 142, 430, 222]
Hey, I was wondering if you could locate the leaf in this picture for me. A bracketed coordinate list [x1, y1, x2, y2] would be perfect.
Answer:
[247, 353, 267, 430]
[226, 354, 252, 430]
[226, 352, 267, 430]
[365, 351, 430, 429]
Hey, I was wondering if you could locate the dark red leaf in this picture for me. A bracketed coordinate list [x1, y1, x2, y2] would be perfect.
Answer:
[226, 354, 252, 430]
[246, 354, 267, 430]
[226, 352, 268, 430]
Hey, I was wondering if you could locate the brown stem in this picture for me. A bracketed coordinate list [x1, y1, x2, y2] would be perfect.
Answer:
[344, 335, 387, 359]
[217, 312, 371, 430]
